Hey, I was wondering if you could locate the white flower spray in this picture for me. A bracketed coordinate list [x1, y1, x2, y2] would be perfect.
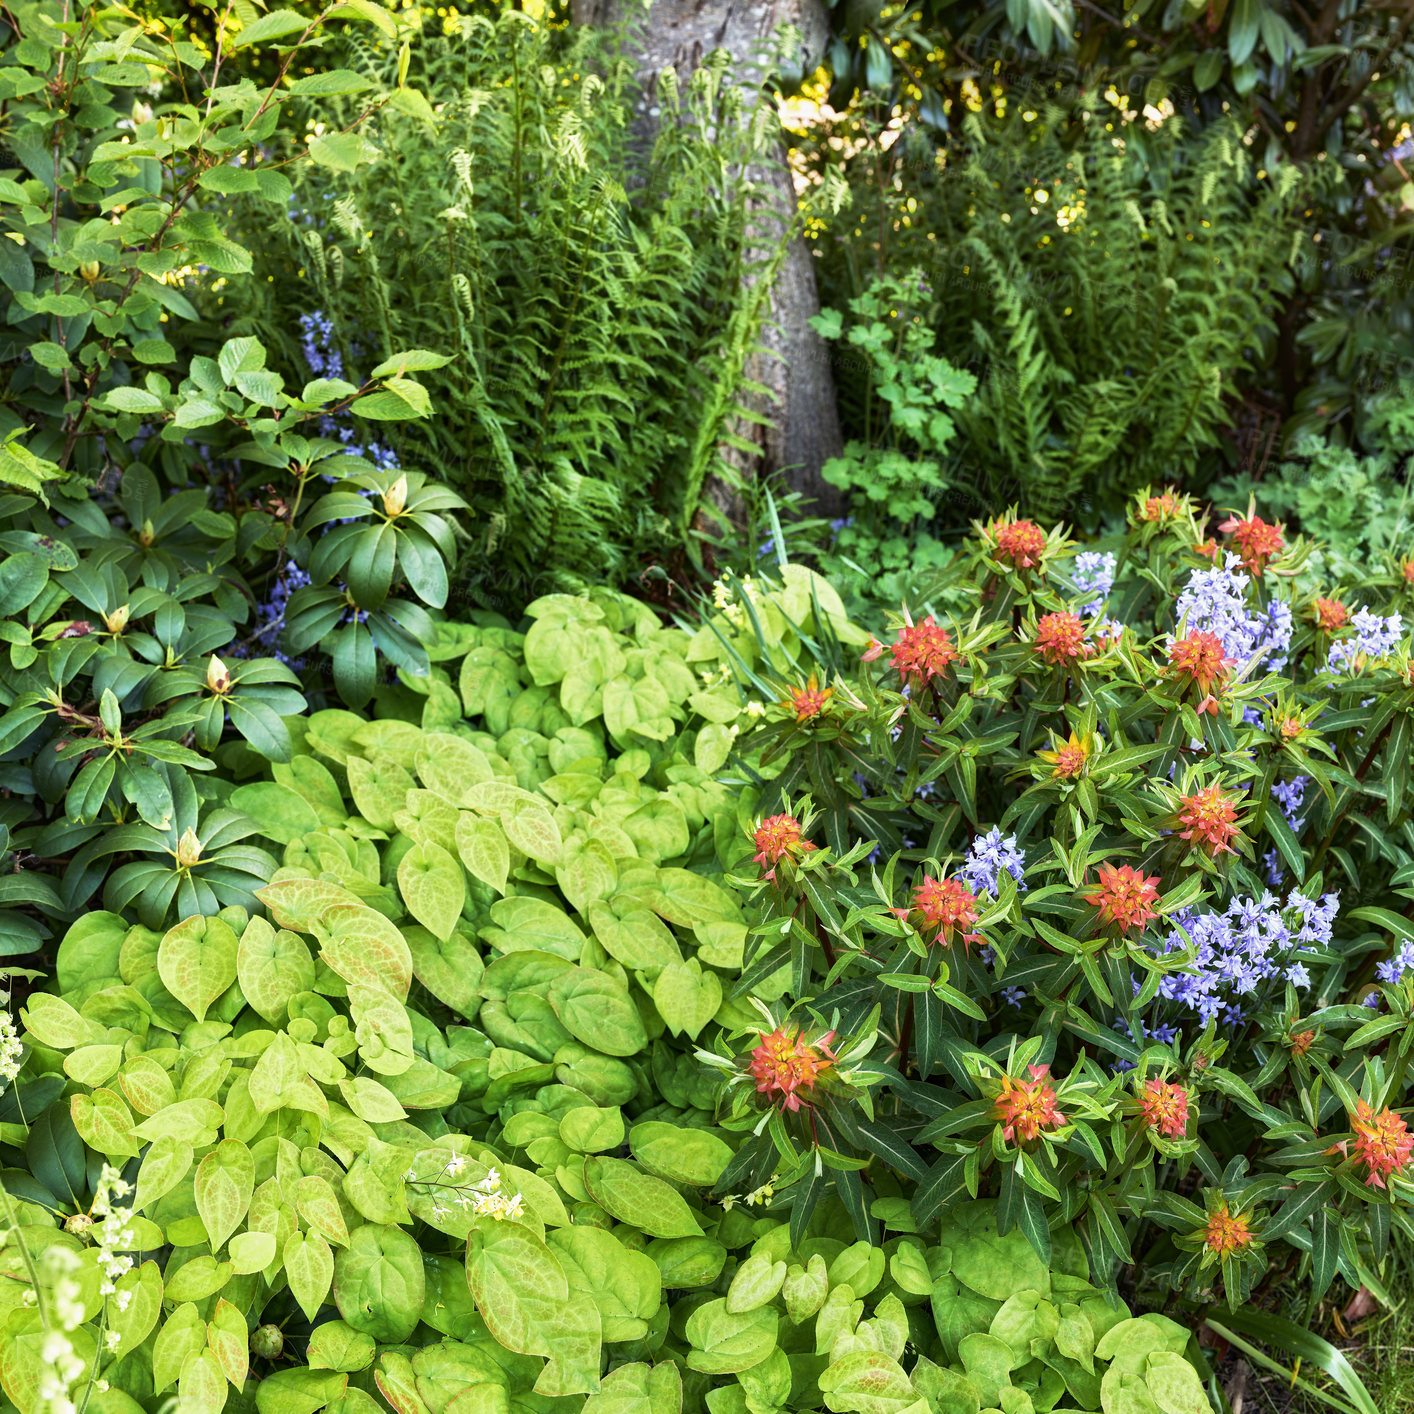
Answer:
[404, 1153, 526, 1222]
[0, 1161, 139, 1414]
[0, 1005, 22, 1092]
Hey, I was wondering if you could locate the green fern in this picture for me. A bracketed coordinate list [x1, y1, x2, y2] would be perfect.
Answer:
[226, 11, 793, 607]
[817, 105, 1304, 519]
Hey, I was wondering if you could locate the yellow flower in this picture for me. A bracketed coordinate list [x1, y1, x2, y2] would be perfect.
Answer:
[1037, 728, 1090, 780]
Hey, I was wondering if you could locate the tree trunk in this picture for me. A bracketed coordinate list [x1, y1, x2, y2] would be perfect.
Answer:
[572, 0, 844, 521]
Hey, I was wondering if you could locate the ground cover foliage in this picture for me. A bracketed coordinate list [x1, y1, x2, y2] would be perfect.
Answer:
[1, 0, 1413, 1410]
[0, 566, 1228, 1414]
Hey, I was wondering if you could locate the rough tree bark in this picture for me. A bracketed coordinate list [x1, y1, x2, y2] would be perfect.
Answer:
[571, 0, 844, 521]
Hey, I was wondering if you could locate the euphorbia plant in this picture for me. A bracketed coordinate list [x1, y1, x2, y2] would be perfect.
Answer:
[718, 493, 1414, 1316]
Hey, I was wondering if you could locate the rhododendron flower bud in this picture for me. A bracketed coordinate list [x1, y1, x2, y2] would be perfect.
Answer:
[1139, 1078, 1188, 1139]
[749, 1026, 836, 1112]
[174, 828, 202, 869]
[992, 1064, 1065, 1144]
[751, 814, 817, 882]
[1084, 863, 1161, 934]
[382, 475, 409, 517]
[103, 605, 130, 635]
[1177, 783, 1243, 856]
[1351, 1100, 1414, 1189]
[206, 655, 232, 695]
[251, 1325, 283, 1360]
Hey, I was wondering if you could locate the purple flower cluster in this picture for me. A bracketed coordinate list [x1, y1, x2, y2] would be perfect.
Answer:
[1147, 889, 1339, 1026]
[1377, 941, 1414, 988]
[227, 563, 311, 668]
[316, 415, 400, 474]
[1070, 550, 1116, 617]
[1326, 607, 1405, 674]
[1111, 1015, 1182, 1068]
[959, 827, 1027, 896]
[339, 582, 370, 626]
[300, 311, 343, 379]
[1271, 775, 1310, 831]
[1173, 554, 1292, 672]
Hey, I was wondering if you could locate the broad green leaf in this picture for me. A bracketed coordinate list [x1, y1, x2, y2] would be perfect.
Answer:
[194, 1139, 254, 1253]
[547, 969, 647, 1057]
[158, 916, 239, 1022]
[582, 1156, 703, 1238]
[455, 813, 510, 895]
[629, 1121, 732, 1186]
[333, 1223, 425, 1343]
[237, 916, 315, 1023]
[286, 1229, 336, 1322]
[683, 1298, 777, 1375]
[398, 840, 465, 940]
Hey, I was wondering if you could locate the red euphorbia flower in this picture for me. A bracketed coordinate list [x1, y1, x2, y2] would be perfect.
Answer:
[1142, 492, 1179, 522]
[904, 875, 983, 951]
[1315, 597, 1350, 633]
[1402, 558, 1414, 586]
[1167, 630, 1229, 697]
[889, 616, 960, 689]
[1205, 1202, 1254, 1257]
[750, 1027, 836, 1112]
[1140, 1079, 1189, 1140]
[1193, 538, 1219, 560]
[992, 519, 1047, 569]
[1220, 513, 1285, 574]
[1177, 784, 1243, 856]
[1034, 611, 1091, 666]
[1084, 863, 1161, 935]
[783, 673, 833, 723]
[992, 1064, 1065, 1144]
[1351, 1100, 1414, 1190]
[1038, 729, 1090, 780]
[752, 815, 817, 882]
[1289, 1028, 1316, 1058]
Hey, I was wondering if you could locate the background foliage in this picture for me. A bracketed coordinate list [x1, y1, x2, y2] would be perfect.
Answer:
[224, 9, 798, 609]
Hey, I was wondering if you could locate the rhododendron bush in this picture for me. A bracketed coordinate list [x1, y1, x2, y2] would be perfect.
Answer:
[712, 491, 1414, 1315]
